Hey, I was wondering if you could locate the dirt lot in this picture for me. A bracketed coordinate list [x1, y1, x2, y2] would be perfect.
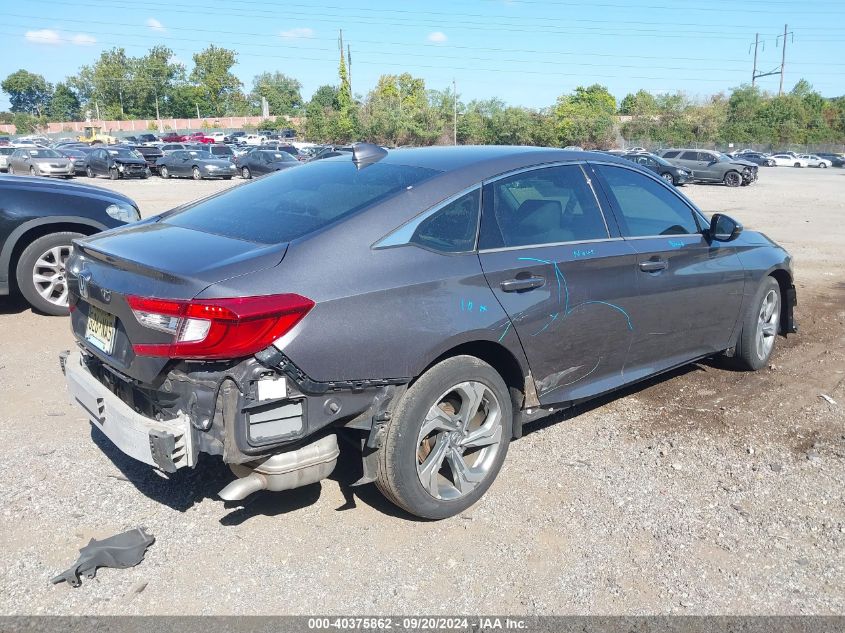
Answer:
[0, 167, 843, 615]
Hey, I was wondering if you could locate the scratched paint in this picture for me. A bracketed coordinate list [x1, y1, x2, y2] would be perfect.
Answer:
[572, 248, 596, 259]
[516, 256, 634, 334]
[460, 299, 488, 313]
[668, 239, 685, 249]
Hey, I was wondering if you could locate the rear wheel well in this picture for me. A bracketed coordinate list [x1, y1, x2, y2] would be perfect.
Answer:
[420, 340, 527, 409]
[769, 269, 793, 334]
[8, 223, 97, 292]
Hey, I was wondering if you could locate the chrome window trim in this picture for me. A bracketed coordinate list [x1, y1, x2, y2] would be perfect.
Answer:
[478, 237, 623, 254]
[372, 184, 482, 251]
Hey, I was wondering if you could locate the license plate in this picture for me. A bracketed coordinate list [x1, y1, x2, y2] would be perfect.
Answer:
[85, 305, 116, 355]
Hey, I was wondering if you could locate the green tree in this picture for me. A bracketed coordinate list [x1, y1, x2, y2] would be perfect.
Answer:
[553, 84, 617, 148]
[619, 89, 658, 116]
[48, 83, 81, 121]
[1, 70, 52, 116]
[251, 72, 302, 116]
[189, 45, 242, 117]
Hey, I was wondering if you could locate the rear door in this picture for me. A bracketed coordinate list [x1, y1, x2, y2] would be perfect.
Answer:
[677, 151, 705, 178]
[591, 163, 745, 379]
[478, 163, 639, 404]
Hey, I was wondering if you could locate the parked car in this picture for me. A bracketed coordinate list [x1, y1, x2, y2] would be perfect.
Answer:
[621, 152, 690, 185]
[86, 147, 149, 179]
[816, 153, 845, 167]
[187, 132, 214, 144]
[0, 136, 11, 146]
[122, 136, 140, 145]
[156, 149, 238, 180]
[59, 145, 797, 519]
[243, 134, 265, 146]
[57, 148, 91, 176]
[657, 149, 758, 186]
[130, 145, 165, 173]
[237, 149, 300, 178]
[7, 148, 74, 178]
[0, 147, 15, 171]
[259, 143, 299, 157]
[0, 175, 139, 314]
[799, 154, 832, 168]
[160, 133, 187, 143]
[769, 154, 809, 168]
[160, 143, 187, 154]
[207, 132, 229, 143]
[208, 144, 235, 160]
[307, 145, 354, 161]
[137, 133, 159, 145]
[733, 152, 775, 167]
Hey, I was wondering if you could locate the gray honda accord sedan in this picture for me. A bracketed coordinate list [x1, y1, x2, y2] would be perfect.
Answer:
[61, 145, 796, 519]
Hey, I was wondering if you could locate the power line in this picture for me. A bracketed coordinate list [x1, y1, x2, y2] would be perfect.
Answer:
[28, 0, 843, 42]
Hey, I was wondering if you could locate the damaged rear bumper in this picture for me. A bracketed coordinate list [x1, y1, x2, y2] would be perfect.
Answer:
[63, 350, 196, 472]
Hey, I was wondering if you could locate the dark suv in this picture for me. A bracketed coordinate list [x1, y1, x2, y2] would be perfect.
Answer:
[61, 146, 796, 519]
[0, 176, 139, 315]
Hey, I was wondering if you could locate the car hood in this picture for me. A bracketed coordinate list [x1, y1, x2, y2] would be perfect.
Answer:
[729, 159, 757, 168]
[113, 157, 147, 166]
[0, 174, 136, 206]
[198, 158, 236, 167]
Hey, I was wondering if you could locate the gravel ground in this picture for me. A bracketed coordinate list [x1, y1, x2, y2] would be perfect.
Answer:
[0, 166, 843, 615]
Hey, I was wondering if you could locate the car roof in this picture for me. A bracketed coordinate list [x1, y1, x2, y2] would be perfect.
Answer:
[373, 145, 630, 173]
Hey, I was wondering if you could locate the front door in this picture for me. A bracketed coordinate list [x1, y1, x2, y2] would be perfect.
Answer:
[591, 163, 746, 379]
[478, 163, 639, 404]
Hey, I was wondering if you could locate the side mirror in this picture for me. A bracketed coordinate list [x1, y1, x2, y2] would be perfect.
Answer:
[709, 213, 743, 242]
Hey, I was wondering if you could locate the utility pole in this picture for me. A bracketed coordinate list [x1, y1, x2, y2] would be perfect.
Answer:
[453, 78, 457, 145]
[347, 44, 352, 97]
[751, 33, 759, 86]
[778, 23, 788, 95]
[196, 103, 201, 121]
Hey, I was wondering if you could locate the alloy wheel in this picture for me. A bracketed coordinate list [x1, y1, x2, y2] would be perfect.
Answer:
[756, 289, 779, 361]
[416, 381, 503, 501]
[661, 173, 675, 185]
[192, 166, 201, 180]
[32, 244, 72, 307]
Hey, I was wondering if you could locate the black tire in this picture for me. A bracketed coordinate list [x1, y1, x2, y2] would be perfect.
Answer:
[144, 168, 151, 178]
[192, 166, 202, 180]
[794, 162, 801, 168]
[109, 167, 119, 180]
[732, 276, 781, 371]
[86, 166, 94, 178]
[160, 165, 169, 179]
[661, 172, 676, 185]
[375, 355, 512, 519]
[29, 166, 36, 177]
[8, 166, 14, 175]
[15, 231, 84, 316]
[723, 171, 742, 187]
[242, 166, 251, 179]
[819, 162, 827, 169]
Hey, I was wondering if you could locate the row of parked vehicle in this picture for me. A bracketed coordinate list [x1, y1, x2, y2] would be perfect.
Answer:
[0, 136, 357, 182]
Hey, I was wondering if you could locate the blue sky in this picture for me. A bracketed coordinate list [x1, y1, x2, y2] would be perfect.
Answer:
[1, 0, 843, 111]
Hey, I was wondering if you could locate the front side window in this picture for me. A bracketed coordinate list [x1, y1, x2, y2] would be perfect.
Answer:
[595, 165, 700, 237]
[411, 189, 480, 253]
[480, 164, 608, 249]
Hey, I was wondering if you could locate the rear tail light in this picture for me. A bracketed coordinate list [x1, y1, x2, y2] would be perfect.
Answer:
[127, 294, 314, 359]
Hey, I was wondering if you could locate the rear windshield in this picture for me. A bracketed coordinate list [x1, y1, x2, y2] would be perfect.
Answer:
[165, 160, 440, 244]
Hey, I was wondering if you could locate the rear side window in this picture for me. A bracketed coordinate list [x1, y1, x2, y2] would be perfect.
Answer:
[596, 165, 699, 237]
[165, 161, 440, 244]
[662, 151, 680, 158]
[680, 151, 699, 160]
[411, 189, 480, 253]
[480, 164, 608, 249]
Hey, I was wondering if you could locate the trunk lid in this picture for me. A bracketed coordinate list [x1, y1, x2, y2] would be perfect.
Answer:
[68, 222, 288, 383]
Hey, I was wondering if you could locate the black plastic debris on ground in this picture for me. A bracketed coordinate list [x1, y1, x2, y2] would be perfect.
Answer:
[51, 527, 155, 588]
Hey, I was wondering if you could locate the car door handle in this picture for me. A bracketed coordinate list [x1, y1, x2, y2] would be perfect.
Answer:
[639, 260, 668, 273]
[500, 276, 545, 292]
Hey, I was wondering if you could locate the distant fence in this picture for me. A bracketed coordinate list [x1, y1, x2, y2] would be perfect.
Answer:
[621, 139, 845, 154]
[0, 115, 303, 136]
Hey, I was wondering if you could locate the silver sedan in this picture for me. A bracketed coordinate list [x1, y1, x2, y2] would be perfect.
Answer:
[7, 147, 74, 178]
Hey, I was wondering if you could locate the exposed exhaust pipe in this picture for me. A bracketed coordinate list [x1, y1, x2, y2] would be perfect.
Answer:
[218, 434, 340, 501]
